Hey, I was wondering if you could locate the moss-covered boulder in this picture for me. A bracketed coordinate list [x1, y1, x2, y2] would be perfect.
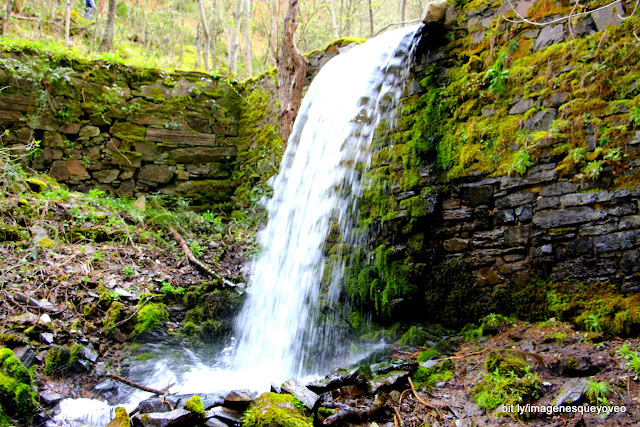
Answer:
[106, 407, 130, 427]
[243, 393, 312, 427]
[0, 348, 38, 424]
[183, 395, 204, 418]
[133, 303, 169, 335]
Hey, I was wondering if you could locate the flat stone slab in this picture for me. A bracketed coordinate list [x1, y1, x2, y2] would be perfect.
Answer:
[146, 128, 216, 147]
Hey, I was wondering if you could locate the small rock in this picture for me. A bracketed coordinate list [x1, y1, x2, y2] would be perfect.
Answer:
[40, 332, 55, 344]
[282, 378, 320, 410]
[39, 388, 63, 406]
[509, 98, 534, 115]
[206, 407, 243, 425]
[139, 396, 180, 414]
[38, 313, 53, 329]
[112, 331, 128, 343]
[134, 408, 192, 426]
[12, 346, 36, 367]
[13, 312, 38, 325]
[81, 345, 99, 363]
[223, 389, 253, 411]
[552, 378, 588, 406]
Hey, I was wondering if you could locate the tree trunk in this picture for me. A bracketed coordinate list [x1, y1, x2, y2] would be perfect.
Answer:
[195, 24, 201, 69]
[268, 0, 279, 64]
[196, 0, 211, 72]
[400, 0, 407, 22]
[227, 0, 242, 75]
[2, 0, 13, 35]
[328, 0, 338, 39]
[277, 0, 308, 145]
[242, 0, 252, 77]
[64, 0, 70, 48]
[368, 0, 374, 37]
[100, 0, 117, 51]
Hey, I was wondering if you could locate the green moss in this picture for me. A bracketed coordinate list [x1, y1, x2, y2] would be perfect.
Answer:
[103, 301, 124, 336]
[106, 407, 130, 427]
[133, 303, 168, 335]
[485, 349, 530, 377]
[547, 281, 640, 337]
[417, 348, 441, 363]
[412, 359, 453, 390]
[243, 393, 312, 427]
[183, 395, 204, 417]
[397, 326, 430, 347]
[110, 122, 146, 142]
[0, 348, 37, 424]
[44, 345, 71, 376]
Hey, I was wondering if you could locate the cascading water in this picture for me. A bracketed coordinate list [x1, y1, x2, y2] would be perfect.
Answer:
[50, 24, 422, 426]
[232, 24, 423, 388]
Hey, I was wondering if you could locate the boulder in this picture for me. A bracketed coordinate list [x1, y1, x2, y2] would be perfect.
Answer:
[524, 108, 557, 131]
[508, 98, 534, 115]
[421, 0, 448, 22]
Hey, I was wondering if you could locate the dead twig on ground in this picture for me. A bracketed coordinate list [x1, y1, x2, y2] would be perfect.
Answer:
[168, 225, 236, 287]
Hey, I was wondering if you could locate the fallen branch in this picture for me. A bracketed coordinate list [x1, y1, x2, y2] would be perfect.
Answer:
[322, 396, 387, 425]
[106, 373, 173, 396]
[432, 349, 487, 362]
[167, 226, 236, 287]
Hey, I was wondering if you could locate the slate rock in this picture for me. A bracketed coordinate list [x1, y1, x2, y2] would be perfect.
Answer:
[551, 378, 588, 406]
[139, 397, 180, 414]
[547, 91, 568, 108]
[591, 0, 625, 32]
[370, 371, 409, 394]
[525, 109, 557, 131]
[206, 407, 243, 426]
[533, 207, 607, 228]
[508, 98, 534, 115]
[534, 24, 565, 50]
[133, 408, 192, 426]
[12, 346, 36, 367]
[282, 378, 320, 410]
[540, 182, 579, 197]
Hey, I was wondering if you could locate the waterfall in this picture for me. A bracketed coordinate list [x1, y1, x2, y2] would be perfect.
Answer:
[232, 24, 422, 389]
[49, 25, 423, 426]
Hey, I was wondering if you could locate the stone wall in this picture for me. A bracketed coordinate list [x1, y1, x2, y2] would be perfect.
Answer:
[0, 47, 342, 208]
[348, 0, 640, 325]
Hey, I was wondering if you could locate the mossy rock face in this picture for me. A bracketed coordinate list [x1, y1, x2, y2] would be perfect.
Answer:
[243, 393, 312, 427]
[397, 326, 431, 347]
[0, 348, 38, 424]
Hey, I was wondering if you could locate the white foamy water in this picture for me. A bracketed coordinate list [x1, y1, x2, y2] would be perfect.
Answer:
[51, 24, 421, 425]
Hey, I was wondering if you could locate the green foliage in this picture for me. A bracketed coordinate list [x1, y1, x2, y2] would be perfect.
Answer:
[243, 393, 312, 427]
[630, 107, 640, 127]
[474, 365, 540, 414]
[485, 49, 509, 94]
[617, 343, 640, 380]
[508, 150, 534, 176]
[583, 160, 604, 180]
[585, 381, 612, 405]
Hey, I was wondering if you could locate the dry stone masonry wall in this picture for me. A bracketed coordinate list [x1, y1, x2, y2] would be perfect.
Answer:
[349, 0, 640, 325]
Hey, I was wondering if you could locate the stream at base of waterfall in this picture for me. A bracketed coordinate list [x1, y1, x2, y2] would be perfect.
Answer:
[51, 24, 422, 426]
